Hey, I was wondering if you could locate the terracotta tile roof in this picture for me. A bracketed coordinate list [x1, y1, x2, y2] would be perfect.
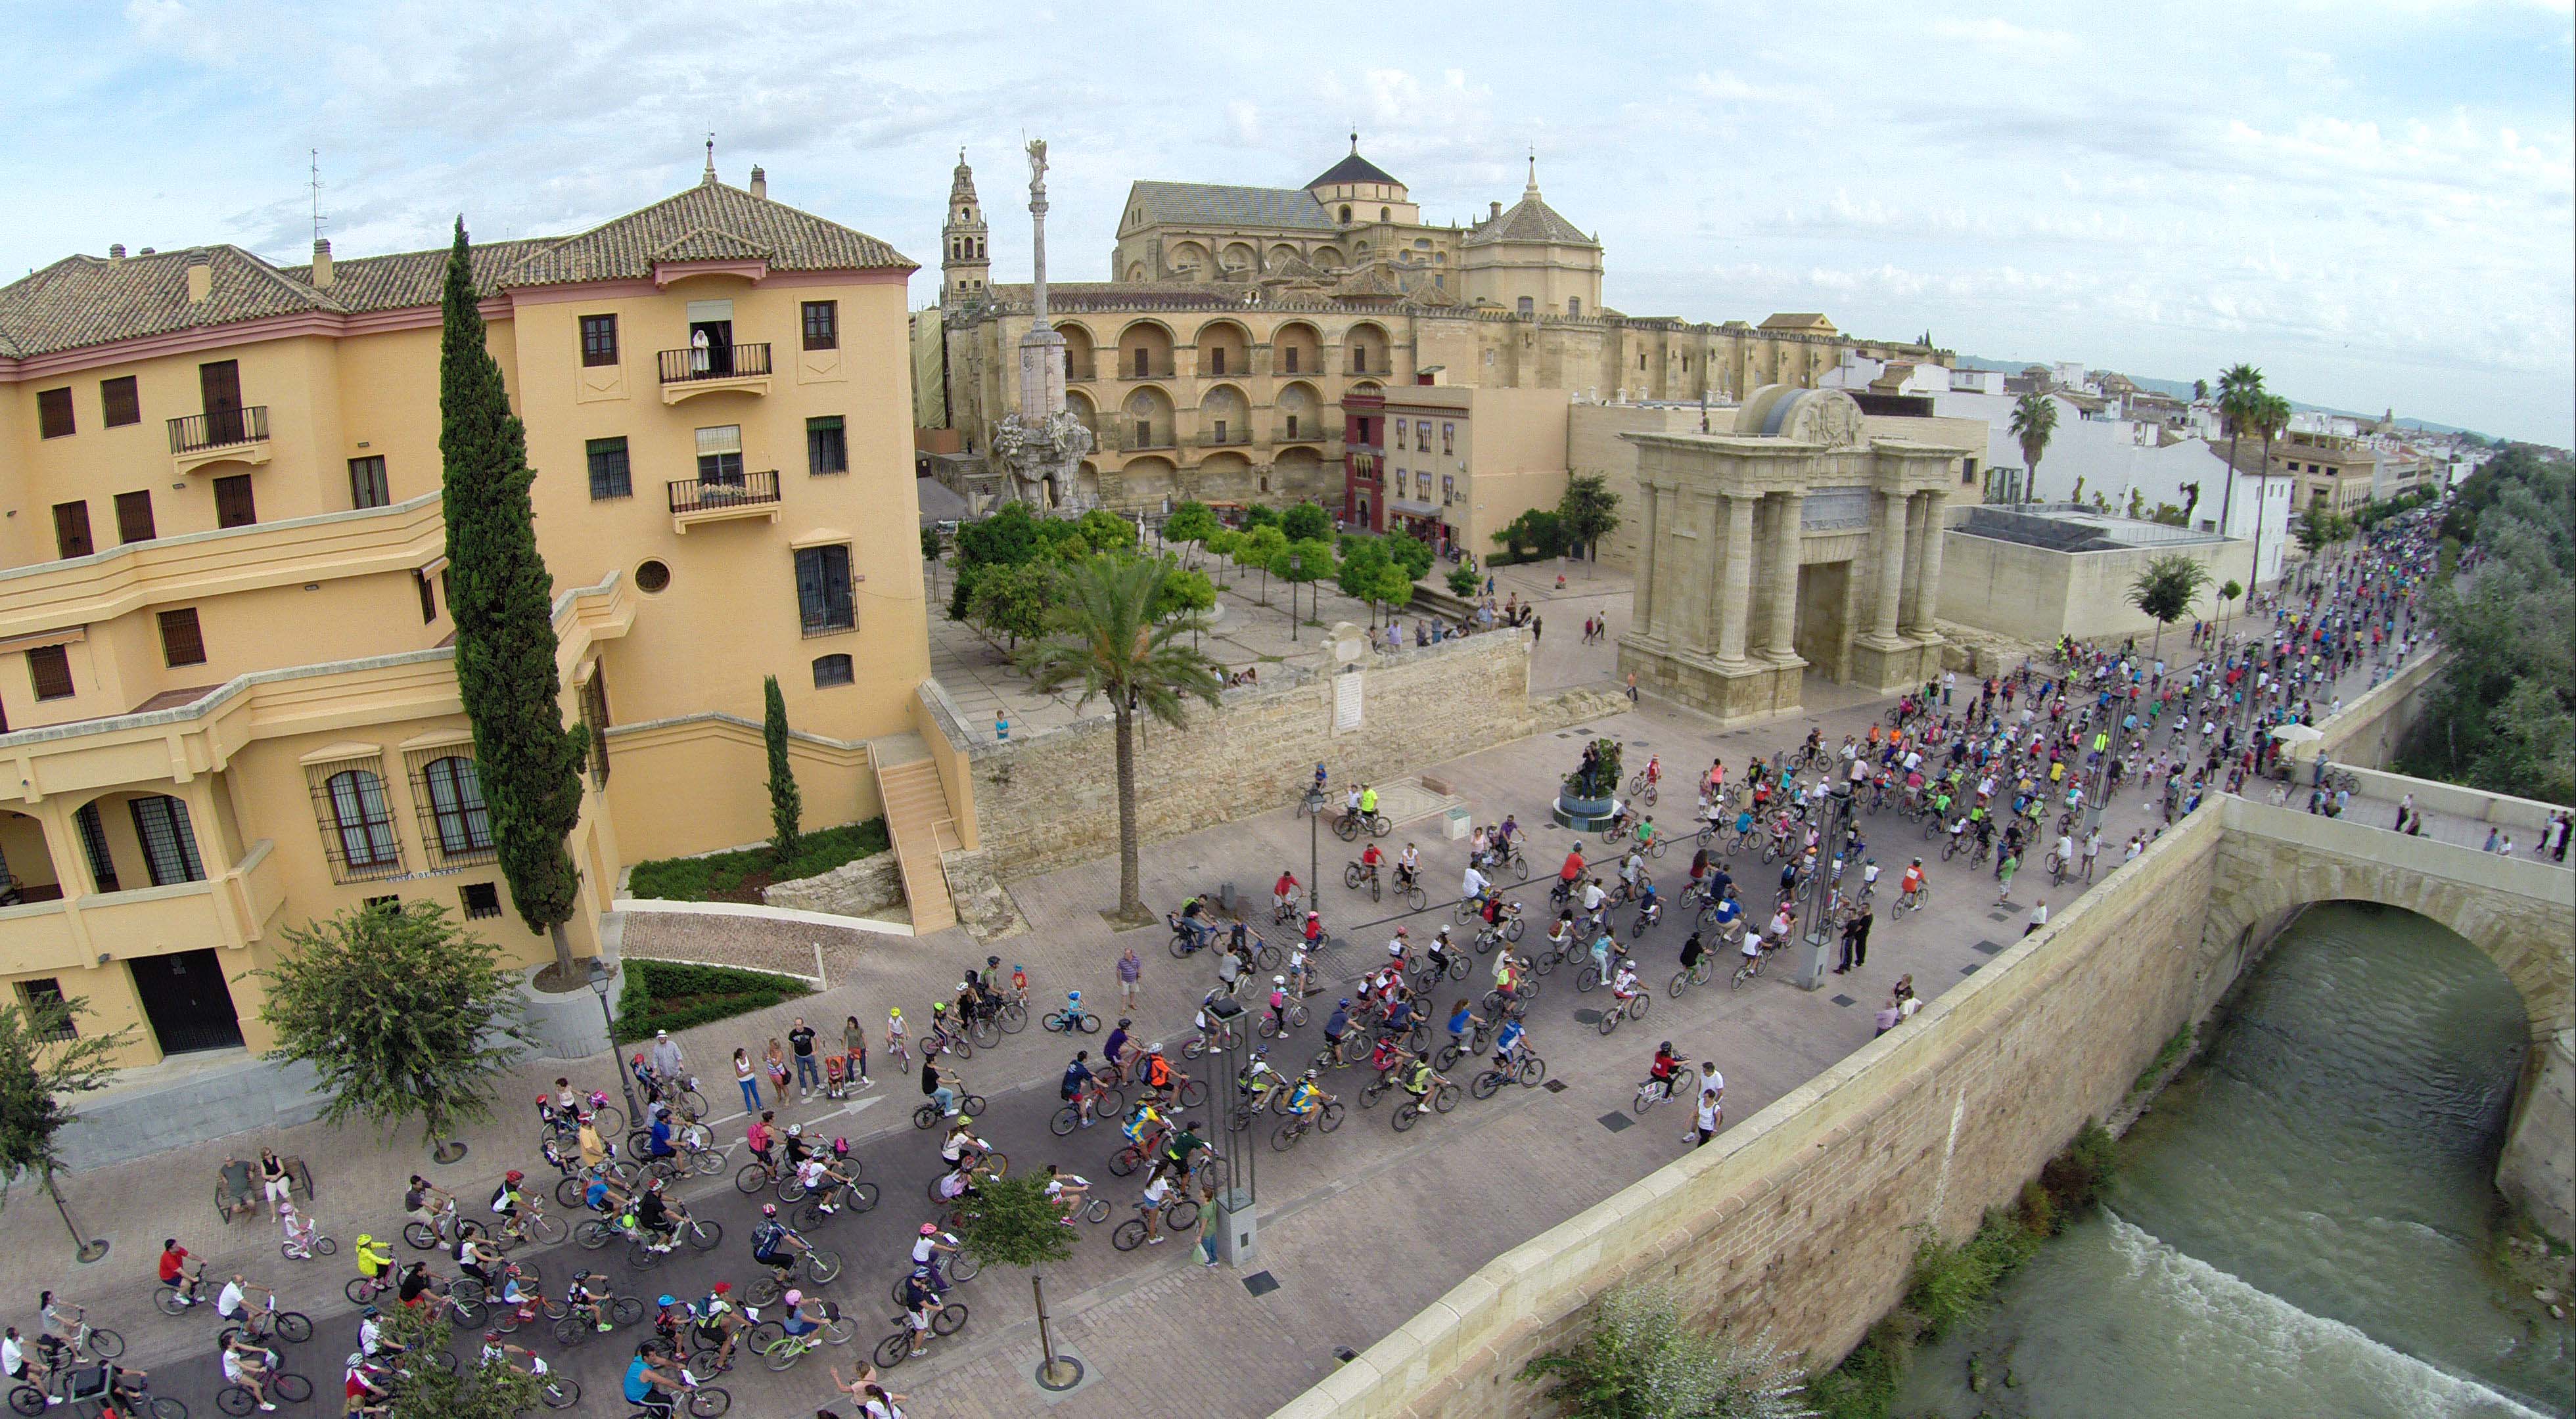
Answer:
[0, 180, 909, 359]
[1463, 193, 1595, 248]
[1126, 181, 1338, 233]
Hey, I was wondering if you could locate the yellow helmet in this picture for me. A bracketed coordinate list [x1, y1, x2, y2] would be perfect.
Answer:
[355, 1234, 373, 1246]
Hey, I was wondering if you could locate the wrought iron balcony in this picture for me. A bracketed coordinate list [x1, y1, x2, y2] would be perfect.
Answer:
[1195, 431, 1252, 447]
[168, 406, 268, 456]
[666, 468, 781, 522]
[657, 342, 773, 385]
[1119, 362, 1176, 381]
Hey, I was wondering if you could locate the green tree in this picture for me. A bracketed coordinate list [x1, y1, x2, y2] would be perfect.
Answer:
[1272, 537, 1337, 630]
[258, 903, 529, 1161]
[2126, 552, 2213, 663]
[1389, 531, 1437, 583]
[1337, 539, 1396, 626]
[438, 222, 587, 978]
[1281, 501, 1332, 543]
[2178, 480, 2203, 526]
[0, 993, 129, 1259]
[1557, 474, 1622, 569]
[1521, 1285, 1814, 1419]
[950, 1170, 1083, 1388]
[2193, 377, 2209, 401]
[377, 1294, 542, 1419]
[1162, 501, 1219, 566]
[1236, 525, 1287, 604]
[1075, 508, 1138, 555]
[1493, 508, 1569, 562]
[2215, 363, 2266, 539]
[2010, 393, 2059, 501]
[1241, 503, 1281, 532]
[1018, 556, 1223, 924]
[2216, 579, 2243, 637]
[922, 525, 946, 604]
[967, 560, 1058, 648]
[1204, 527, 1243, 580]
[762, 675, 802, 865]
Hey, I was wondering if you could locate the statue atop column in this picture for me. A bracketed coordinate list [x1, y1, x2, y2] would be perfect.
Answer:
[990, 135, 1092, 510]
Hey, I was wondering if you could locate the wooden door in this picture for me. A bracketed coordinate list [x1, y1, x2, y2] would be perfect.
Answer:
[198, 360, 243, 443]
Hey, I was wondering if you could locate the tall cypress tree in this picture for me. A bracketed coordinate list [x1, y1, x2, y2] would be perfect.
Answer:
[762, 675, 802, 864]
[438, 220, 587, 978]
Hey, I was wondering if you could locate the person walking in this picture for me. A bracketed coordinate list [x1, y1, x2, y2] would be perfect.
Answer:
[1117, 947, 1143, 1012]
[1833, 915, 1862, 974]
[1625, 671, 1640, 704]
[842, 1015, 872, 1089]
[788, 1018, 821, 1101]
[733, 1048, 762, 1114]
[1690, 1070, 1723, 1147]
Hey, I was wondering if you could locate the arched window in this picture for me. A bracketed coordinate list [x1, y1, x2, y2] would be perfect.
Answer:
[1339, 205, 1352, 223]
[325, 769, 400, 869]
[812, 654, 855, 687]
[1380, 206, 1390, 222]
[422, 757, 493, 855]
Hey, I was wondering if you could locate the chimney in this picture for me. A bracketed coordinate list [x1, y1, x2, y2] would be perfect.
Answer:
[310, 238, 334, 288]
[748, 165, 767, 199]
[186, 259, 213, 304]
[140, 247, 156, 256]
[1489, 201, 1502, 220]
[109, 243, 126, 261]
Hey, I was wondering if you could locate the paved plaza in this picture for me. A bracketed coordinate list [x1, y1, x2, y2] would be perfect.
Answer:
[1, 580, 2484, 1419]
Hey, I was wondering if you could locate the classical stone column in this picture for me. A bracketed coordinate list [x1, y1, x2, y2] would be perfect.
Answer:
[1870, 490, 1907, 640]
[1715, 492, 1755, 664]
[1634, 481, 1659, 638]
[1897, 493, 1926, 630]
[1688, 489, 1721, 655]
[1908, 490, 1948, 637]
[1766, 491, 1803, 660]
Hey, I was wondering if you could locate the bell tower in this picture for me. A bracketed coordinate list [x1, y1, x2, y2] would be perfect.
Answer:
[941, 150, 990, 305]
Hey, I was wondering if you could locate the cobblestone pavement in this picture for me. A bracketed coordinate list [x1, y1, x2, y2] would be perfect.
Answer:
[3, 634, 2465, 1419]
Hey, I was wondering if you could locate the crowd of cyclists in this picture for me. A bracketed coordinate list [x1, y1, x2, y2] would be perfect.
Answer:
[7, 513, 2455, 1419]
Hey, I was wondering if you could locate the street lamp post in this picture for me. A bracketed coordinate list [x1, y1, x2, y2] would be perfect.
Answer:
[1288, 553, 1302, 642]
[1794, 782, 1856, 990]
[1301, 785, 1327, 938]
[588, 958, 645, 1133]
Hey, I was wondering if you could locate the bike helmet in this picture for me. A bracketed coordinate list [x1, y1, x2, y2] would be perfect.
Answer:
[957, 1115, 975, 1127]
[1272, 975, 1285, 985]
[786, 1123, 802, 1137]
[361, 1306, 380, 1318]
[1253, 1047, 1268, 1058]
[761, 1204, 778, 1217]
[1337, 998, 1351, 1008]
[1147, 1043, 1162, 1054]
[920, 1223, 939, 1236]
[783, 1290, 802, 1307]
[656, 1295, 676, 1308]
[355, 1234, 373, 1247]
[1302, 1068, 1319, 1080]
[1117, 1018, 1132, 1028]
[1068, 989, 1082, 1002]
[710, 1283, 731, 1295]
[349, 1352, 369, 1368]
[1306, 909, 1319, 920]
[1394, 925, 1410, 937]
[987, 956, 1000, 967]
[889, 1006, 902, 1019]
[1660, 1041, 1673, 1053]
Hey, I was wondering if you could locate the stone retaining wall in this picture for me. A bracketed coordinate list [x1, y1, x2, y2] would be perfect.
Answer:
[932, 631, 1575, 882]
[759, 851, 906, 917]
[1271, 807, 2236, 1418]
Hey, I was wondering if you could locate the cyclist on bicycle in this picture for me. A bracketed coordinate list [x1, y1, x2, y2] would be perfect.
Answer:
[939, 1117, 992, 1175]
[158, 1239, 204, 1307]
[1272, 869, 1300, 916]
[563, 1272, 616, 1334]
[1320, 1001, 1354, 1062]
[1445, 999, 1484, 1056]
[219, 1332, 280, 1412]
[1645, 1042, 1682, 1100]
[1284, 1069, 1332, 1121]
[1237, 1050, 1285, 1109]
[1044, 1165, 1092, 1225]
[909, 1225, 960, 1295]
[622, 1343, 685, 1419]
[774, 1290, 832, 1343]
[1061, 1050, 1099, 1125]
[353, 1234, 395, 1289]
[1157, 1119, 1210, 1184]
[1398, 1054, 1449, 1113]
[1491, 1016, 1529, 1075]
[1610, 957, 1642, 1004]
[1137, 1043, 1180, 1101]
[1356, 842, 1385, 886]
[749, 1205, 812, 1286]
[1191, 990, 1230, 1056]
[1588, 923, 1619, 982]
[1122, 1098, 1169, 1160]
[697, 1284, 745, 1371]
[356, 1305, 407, 1361]
[403, 1176, 457, 1240]
[897, 1272, 940, 1359]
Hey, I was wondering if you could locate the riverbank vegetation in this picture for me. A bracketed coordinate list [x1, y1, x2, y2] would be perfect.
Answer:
[2399, 447, 2575, 803]
[1520, 1284, 1815, 1419]
[1805, 1121, 2118, 1419]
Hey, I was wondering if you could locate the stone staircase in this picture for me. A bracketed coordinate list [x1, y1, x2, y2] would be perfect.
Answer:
[871, 734, 961, 934]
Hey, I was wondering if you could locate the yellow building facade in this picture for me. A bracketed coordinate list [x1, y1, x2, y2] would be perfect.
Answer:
[0, 164, 931, 1064]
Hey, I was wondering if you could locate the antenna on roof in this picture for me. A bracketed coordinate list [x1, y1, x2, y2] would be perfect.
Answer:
[702, 132, 718, 186]
[308, 148, 325, 245]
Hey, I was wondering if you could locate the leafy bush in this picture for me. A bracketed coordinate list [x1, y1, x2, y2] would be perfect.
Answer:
[1520, 1285, 1816, 1419]
[1803, 1318, 1904, 1419]
[613, 960, 812, 1043]
[2038, 1119, 2119, 1219]
[624, 819, 890, 903]
[1446, 566, 1482, 598]
[1904, 1211, 2042, 1340]
[2128, 1022, 2194, 1100]
[1281, 502, 1332, 543]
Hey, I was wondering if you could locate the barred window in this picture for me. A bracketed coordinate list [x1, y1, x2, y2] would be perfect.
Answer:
[306, 758, 403, 882]
[128, 795, 205, 886]
[587, 438, 632, 501]
[411, 754, 495, 861]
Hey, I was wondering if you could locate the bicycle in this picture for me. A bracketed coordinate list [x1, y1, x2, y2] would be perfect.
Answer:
[1343, 861, 1382, 902]
[887, 1248, 980, 1302]
[1180, 1020, 1240, 1060]
[1270, 1100, 1345, 1151]
[1331, 809, 1391, 842]
[913, 1093, 988, 1130]
[1891, 885, 1926, 918]
[1625, 771, 1659, 806]
[627, 1214, 727, 1269]
[631, 1380, 730, 1419]
[1389, 1081, 1461, 1131]
[216, 1370, 311, 1416]
[233, 1303, 315, 1347]
[279, 1232, 337, 1263]
[1040, 1002, 1101, 1035]
[1632, 1065, 1699, 1116]
[1596, 991, 1651, 1036]
[1390, 868, 1429, 912]
[924, 1153, 1009, 1200]
[1667, 956, 1713, 998]
[1228, 1079, 1288, 1132]
[1255, 1002, 1311, 1039]
[549, 1294, 647, 1347]
[1469, 1052, 1548, 1099]
[870, 1303, 967, 1370]
[493, 1203, 572, 1250]
[747, 1309, 854, 1372]
[1051, 1081, 1128, 1136]
[154, 1261, 212, 1316]
[747, 1248, 844, 1307]
[1111, 1195, 1203, 1250]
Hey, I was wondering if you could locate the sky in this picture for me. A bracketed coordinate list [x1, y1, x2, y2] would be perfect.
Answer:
[9, 0, 2571, 445]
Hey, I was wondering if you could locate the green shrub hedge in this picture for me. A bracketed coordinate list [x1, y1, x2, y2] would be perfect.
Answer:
[612, 960, 812, 1044]
[624, 819, 890, 903]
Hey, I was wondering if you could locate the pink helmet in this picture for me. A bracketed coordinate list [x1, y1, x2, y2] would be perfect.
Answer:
[919, 1223, 938, 1236]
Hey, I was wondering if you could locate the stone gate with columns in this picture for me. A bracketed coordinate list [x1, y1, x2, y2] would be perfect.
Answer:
[1617, 386, 1962, 723]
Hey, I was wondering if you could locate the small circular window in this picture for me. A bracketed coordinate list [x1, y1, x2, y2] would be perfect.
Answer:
[635, 559, 671, 593]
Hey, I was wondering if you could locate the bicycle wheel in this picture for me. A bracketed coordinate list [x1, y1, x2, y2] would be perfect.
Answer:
[683, 1385, 731, 1418]
[154, 1283, 189, 1316]
[1316, 1099, 1345, 1133]
[1432, 1082, 1461, 1114]
[998, 1001, 1028, 1035]
[912, 1104, 938, 1131]
[873, 1333, 913, 1370]
[1732, 958, 1759, 989]
[1518, 1056, 1548, 1086]
[1511, 855, 1530, 882]
[216, 1388, 252, 1417]
[1181, 1035, 1208, 1061]
[540, 1375, 580, 1408]
[402, 1221, 439, 1251]
[1343, 862, 1363, 890]
[528, 1213, 569, 1244]
[269, 1375, 311, 1404]
[1080, 1196, 1111, 1223]
[270, 1311, 312, 1345]
[967, 1018, 999, 1048]
[1107, 1146, 1139, 1177]
[1668, 968, 1692, 998]
[1113, 1218, 1149, 1251]
[1575, 964, 1603, 993]
[1433, 1043, 1463, 1071]
[1391, 1100, 1421, 1133]
[344, 1277, 382, 1305]
[1358, 1077, 1388, 1109]
[148, 1398, 187, 1419]
[1051, 1104, 1083, 1137]
[1598, 1007, 1622, 1037]
[1333, 814, 1359, 842]
[551, 1315, 589, 1347]
[1268, 1120, 1302, 1153]
[553, 1175, 589, 1209]
[1176, 1078, 1208, 1110]
[805, 1248, 843, 1282]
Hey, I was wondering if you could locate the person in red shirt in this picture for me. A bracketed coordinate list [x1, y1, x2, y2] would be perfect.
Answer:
[1273, 870, 1300, 916]
[158, 1239, 202, 1306]
[1559, 844, 1587, 886]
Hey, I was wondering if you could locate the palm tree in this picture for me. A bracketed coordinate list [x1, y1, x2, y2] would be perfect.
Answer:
[2215, 363, 2266, 543]
[1017, 556, 1222, 926]
[2010, 393, 2058, 501]
[2241, 392, 2293, 649]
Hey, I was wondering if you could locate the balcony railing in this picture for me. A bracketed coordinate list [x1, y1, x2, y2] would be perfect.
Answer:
[658, 342, 773, 384]
[1116, 433, 1176, 453]
[168, 406, 268, 455]
[1195, 431, 1251, 447]
[666, 468, 781, 516]
[1275, 424, 1325, 444]
[1119, 363, 1177, 381]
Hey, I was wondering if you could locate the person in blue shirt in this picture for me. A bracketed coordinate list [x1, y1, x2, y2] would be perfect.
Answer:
[1589, 928, 1617, 981]
[622, 1343, 682, 1416]
[1103, 1020, 1132, 1081]
[643, 1106, 676, 1160]
[1492, 1017, 1526, 1073]
[1060, 1052, 1097, 1125]
[1323, 1000, 1352, 1048]
[1384, 994, 1415, 1036]
[1446, 999, 1481, 1052]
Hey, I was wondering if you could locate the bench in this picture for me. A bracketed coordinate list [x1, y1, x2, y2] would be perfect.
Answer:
[215, 1155, 315, 1223]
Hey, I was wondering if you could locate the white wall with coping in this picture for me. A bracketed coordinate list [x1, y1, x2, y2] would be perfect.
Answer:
[612, 897, 916, 937]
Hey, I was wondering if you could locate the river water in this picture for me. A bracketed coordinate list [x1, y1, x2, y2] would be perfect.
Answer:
[1896, 901, 2575, 1418]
